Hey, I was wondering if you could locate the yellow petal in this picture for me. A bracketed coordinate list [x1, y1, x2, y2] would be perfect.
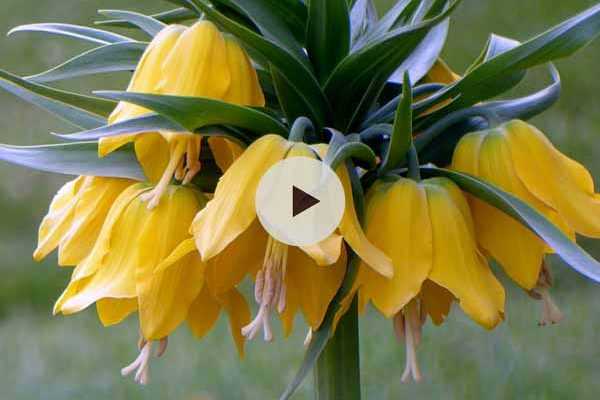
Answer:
[204, 220, 267, 295]
[222, 37, 265, 106]
[337, 165, 393, 278]
[219, 289, 251, 358]
[134, 133, 170, 183]
[187, 286, 222, 339]
[505, 120, 600, 237]
[136, 186, 206, 340]
[471, 133, 549, 288]
[359, 178, 433, 318]
[159, 21, 231, 99]
[192, 134, 290, 260]
[300, 234, 343, 267]
[423, 59, 461, 84]
[34, 177, 82, 262]
[96, 298, 138, 327]
[208, 137, 245, 173]
[285, 247, 346, 330]
[420, 280, 454, 326]
[425, 180, 505, 329]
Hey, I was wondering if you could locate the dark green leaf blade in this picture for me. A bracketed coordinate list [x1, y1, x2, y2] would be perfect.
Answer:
[0, 142, 145, 180]
[421, 167, 600, 283]
[95, 91, 287, 136]
[7, 23, 133, 45]
[0, 69, 114, 129]
[97, 10, 166, 37]
[26, 41, 146, 84]
[306, 0, 351, 83]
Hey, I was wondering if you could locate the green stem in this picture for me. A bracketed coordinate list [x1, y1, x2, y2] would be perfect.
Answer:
[314, 297, 361, 400]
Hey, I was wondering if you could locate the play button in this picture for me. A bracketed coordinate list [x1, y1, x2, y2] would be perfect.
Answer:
[292, 186, 320, 217]
[255, 157, 345, 246]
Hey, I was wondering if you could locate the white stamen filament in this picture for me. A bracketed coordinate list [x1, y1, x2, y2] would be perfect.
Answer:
[303, 329, 313, 348]
[400, 303, 422, 383]
[242, 238, 288, 342]
[121, 337, 169, 385]
[538, 288, 564, 326]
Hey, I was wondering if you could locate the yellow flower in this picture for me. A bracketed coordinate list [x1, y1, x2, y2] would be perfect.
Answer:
[165, 134, 392, 341]
[356, 177, 505, 381]
[33, 176, 134, 266]
[451, 120, 600, 291]
[100, 21, 265, 208]
[53, 183, 250, 384]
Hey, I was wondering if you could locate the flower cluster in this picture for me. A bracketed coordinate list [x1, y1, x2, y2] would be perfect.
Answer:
[2, 0, 600, 393]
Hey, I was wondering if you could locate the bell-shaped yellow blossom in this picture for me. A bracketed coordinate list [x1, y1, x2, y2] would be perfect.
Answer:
[33, 176, 133, 266]
[451, 120, 600, 290]
[165, 134, 392, 341]
[100, 21, 265, 208]
[53, 183, 250, 373]
[357, 177, 505, 329]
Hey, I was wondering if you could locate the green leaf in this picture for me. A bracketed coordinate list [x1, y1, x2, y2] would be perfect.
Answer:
[183, 0, 329, 127]
[96, 10, 166, 37]
[354, 0, 412, 47]
[26, 41, 146, 83]
[416, 3, 600, 115]
[306, 0, 351, 83]
[325, 0, 459, 131]
[379, 72, 412, 174]
[0, 69, 115, 129]
[7, 23, 133, 45]
[95, 91, 287, 136]
[421, 167, 600, 283]
[96, 8, 196, 28]
[0, 142, 145, 181]
[211, 0, 308, 59]
[54, 114, 253, 145]
[350, 0, 378, 46]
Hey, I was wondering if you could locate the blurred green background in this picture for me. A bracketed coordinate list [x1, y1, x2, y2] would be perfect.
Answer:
[1, 0, 600, 399]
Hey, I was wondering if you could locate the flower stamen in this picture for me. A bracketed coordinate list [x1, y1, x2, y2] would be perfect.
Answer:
[242, 237, 288, 342]
[397, 301, 423, 383]
[141, 139, 187, 210]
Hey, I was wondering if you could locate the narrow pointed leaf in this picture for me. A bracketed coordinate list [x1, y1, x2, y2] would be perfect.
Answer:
[7, 23, 133, 45]
[95, 91, 287, 136]
[0, 69, 114, 129]
[379, 73, 412, 174]
[307, 0, 351, 83]
[54, 113, 253, 145]
[350, 0, 378, 45]
[0, 142, 145, 180]
[97, 8, 196, 28]
[96, 10, 166, 37]
[416, 3, 600, 115]
[26, 41, 146, 83]
[421, 167, 600, 283]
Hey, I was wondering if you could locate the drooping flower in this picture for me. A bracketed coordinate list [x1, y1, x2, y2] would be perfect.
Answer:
[166, 134, 393, 342]
[53, 183, 250, 384]
[356, 177, 505, 381]
[451, 120, 600, 322]
[100, 21, 265, 208]
[33, 176, 134, 266]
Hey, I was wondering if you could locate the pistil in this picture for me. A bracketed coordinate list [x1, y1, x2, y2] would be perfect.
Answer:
[395, 301, 423, 383]
[121, 337, 169, 385]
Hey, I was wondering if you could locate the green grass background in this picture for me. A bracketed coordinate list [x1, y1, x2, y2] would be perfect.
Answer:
[1, 0, 600, 399]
